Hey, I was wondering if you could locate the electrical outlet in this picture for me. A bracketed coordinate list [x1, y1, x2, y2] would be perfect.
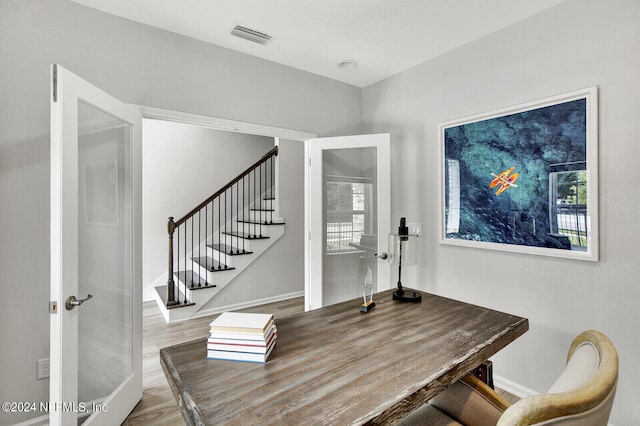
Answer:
[37, 358, 50, 380]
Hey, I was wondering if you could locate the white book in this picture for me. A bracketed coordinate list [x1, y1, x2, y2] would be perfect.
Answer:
[209, 324, 277, 341]
[209, 325, 277, 346]
[207, 331, 277, 354]
[209, 312, 274, 335]
[207, 339, 276, 363]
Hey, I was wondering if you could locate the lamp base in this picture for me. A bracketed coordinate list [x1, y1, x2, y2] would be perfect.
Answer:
[393, 289, 422, 303]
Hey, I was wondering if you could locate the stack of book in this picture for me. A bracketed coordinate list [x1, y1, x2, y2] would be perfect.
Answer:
[207, 312, 277, 363]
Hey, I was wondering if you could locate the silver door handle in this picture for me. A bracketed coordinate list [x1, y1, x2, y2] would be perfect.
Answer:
[374, 252, 388, 260]
[65, 294, 93, 310]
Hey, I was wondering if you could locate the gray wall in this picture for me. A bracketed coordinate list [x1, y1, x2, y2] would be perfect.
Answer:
[362, 1, 639, 424]
[0, 0, 361, 424]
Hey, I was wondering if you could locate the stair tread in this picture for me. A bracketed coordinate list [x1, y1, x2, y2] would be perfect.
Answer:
[175, 270, 216, 289]
[191, 257, 235, 272]
[155, 285, 196, 309]
[251, 208, 275, 212]
[222, 231, 270, 240]
[208, 243, 254, 256]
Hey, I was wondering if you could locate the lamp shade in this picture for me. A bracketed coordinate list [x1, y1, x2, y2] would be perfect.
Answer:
[389, 233, 419, 265]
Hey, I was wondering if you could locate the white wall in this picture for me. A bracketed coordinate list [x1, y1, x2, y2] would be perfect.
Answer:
[142, 119, 274, 298]
[0, 1, 361, 424]
[362, 1, 639, 424]
[198, 138, 306, 310]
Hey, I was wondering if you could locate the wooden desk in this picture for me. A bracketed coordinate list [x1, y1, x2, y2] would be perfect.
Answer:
[160, 290, 528, 425]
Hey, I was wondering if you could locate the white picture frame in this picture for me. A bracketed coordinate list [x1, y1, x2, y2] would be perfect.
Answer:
[439, 87, 598, 261]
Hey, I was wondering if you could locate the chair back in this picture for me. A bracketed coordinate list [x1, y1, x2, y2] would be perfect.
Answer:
[498, 330, 618, 426]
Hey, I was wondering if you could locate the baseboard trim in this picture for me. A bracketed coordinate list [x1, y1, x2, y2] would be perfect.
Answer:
[494, 374, 537, 398]
[177, 290, 305, 322]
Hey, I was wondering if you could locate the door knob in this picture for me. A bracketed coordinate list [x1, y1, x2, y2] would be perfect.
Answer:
[65, 294, 93, 310]
[374, 252, 388, 260]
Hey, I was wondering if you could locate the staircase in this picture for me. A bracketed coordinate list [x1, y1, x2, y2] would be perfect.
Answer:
[154, 147, 284, 323]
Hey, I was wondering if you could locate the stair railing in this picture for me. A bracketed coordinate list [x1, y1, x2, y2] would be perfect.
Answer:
[166, 146, 278, 307]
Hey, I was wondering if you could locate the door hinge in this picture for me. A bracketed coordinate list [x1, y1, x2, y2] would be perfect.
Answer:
[308, 157, 311, 167]
[52, 64, 58, 103]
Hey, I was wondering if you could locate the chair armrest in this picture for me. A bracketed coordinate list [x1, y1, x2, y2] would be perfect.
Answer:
[429, 374, 511, 426]
[497, 330, 618, 426]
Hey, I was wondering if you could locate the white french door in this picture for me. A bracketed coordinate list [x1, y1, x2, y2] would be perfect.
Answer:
[50, 64, 142, 425]
[305, 134, 391, 310]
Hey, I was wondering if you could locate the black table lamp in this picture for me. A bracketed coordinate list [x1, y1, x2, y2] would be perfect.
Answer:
[391, 217, 422, 302]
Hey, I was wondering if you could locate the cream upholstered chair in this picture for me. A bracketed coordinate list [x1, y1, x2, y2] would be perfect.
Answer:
[399, 330, 618, 426]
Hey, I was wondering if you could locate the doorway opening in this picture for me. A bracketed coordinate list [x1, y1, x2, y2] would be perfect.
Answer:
[137, 107, 315, 309]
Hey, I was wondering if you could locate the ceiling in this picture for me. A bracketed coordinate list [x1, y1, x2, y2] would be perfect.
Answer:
[70, 0, 566, 88]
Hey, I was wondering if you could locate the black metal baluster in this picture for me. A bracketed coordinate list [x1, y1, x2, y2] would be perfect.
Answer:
[252, 166, 256, 238]
[242, 175, 246, 252]
[190, 218, 194, 290]
[183, 222, 187, 304]
[197, 211, 202, 287]
[268, 155, 271, 218]
[233, 185, 236, 253]
[204, 204, 208, 286]
[233, 180, 237, 252]
[270, 155, 274, 224]
[230, 183, 234, 254]
[210, 200, 214, 278]
[211, 199, 215, 270]
[259, 162, 263, 237]
[224, 190, 228, 268]
[217, 195, 221, 269]
[172, 220, 179, 306]
[236, 181, 239, 252]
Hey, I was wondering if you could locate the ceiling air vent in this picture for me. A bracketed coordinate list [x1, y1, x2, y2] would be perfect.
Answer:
[231, 25, 273, 45]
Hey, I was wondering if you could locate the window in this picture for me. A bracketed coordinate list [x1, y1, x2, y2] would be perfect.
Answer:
[325, 177, 372, 253]
[549, 170, 588, 248]
[444, 158, 460, 234]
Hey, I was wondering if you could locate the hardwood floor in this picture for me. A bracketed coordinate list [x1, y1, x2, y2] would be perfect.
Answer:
[122, 297, 305, 425]
[124, 296, 518, 425]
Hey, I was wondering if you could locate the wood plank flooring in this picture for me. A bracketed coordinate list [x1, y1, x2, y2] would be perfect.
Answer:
[122, 297, 305, 425]
[124, 296, 518, 425]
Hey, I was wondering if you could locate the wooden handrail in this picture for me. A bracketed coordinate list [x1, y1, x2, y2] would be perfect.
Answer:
[174, 145, 278, 227]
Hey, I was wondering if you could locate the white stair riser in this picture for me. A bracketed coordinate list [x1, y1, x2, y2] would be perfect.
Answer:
[206, 247, 232, 265]
[262, 199, 274, 210]
[196, 263, 235, 285]
[166, 283, 221, 309]
[153, 290, 198, 323]
[235, 222, 268, 234]
[249, 210, 276, 222]
[221, 234, 253, 250]
[214, 226, 278, 246]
